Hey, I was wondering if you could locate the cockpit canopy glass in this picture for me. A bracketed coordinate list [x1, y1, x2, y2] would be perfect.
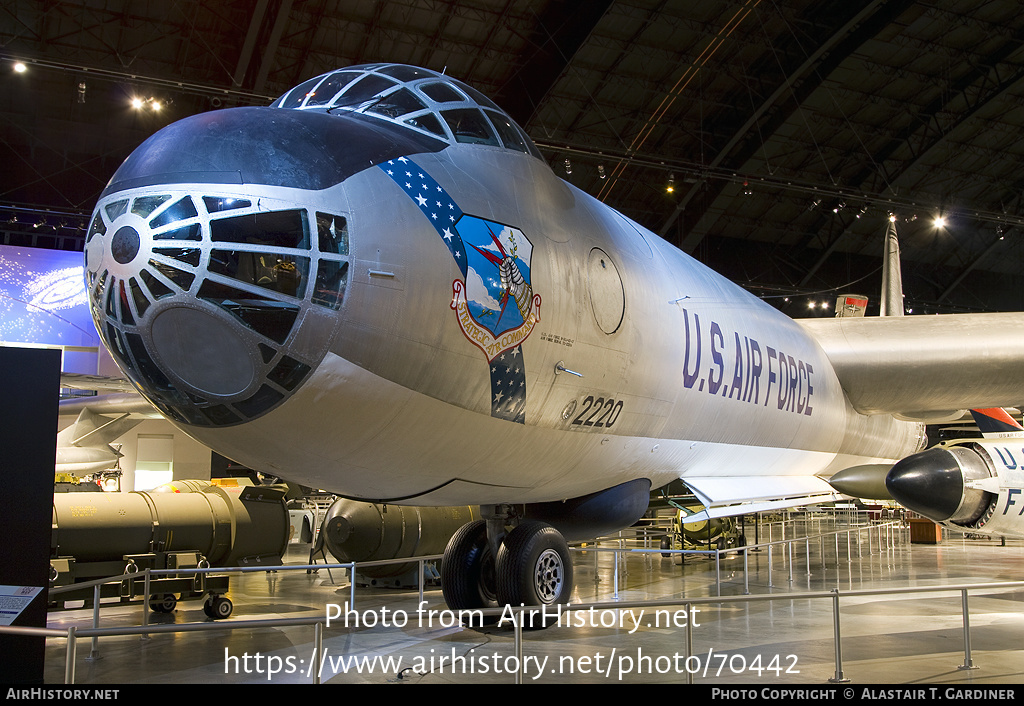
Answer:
[271, 64, 542, 160]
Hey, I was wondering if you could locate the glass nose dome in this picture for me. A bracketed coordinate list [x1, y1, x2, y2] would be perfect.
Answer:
[271, 64, 542, 160]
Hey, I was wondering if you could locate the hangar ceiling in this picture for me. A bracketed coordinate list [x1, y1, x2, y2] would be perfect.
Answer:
[4, 0, 1024, 315]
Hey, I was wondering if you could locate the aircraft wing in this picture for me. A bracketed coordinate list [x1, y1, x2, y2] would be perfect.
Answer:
[799, 312, 1024, 422]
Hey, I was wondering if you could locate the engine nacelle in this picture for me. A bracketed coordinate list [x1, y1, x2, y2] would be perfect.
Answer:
[887, 440, 1024, 538]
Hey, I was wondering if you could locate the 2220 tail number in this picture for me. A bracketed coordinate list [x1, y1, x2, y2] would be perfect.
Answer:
[572, 396, 624, 428]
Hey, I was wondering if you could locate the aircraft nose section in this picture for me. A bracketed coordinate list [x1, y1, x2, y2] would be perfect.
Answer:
[885, 447, 964, 521]
[84, 177, 351, 427]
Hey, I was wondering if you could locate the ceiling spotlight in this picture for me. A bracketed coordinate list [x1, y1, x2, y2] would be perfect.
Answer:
[598, 164, 606, 180]
[151, 100, 162, 111]
[934, 216, 946, 228]
[997, 226, 1005, 240]
[131, 97, 145, 110]
[856, 205, 868, 219]
[742, 180, 752, 196]
[666, 173, 675, 193]
[563, 158, 572, 175]
[888, 213, 897, 223]
[13, 61, 26, 73]
[808, 198, 821, 211]
[78, 81, 86, 104]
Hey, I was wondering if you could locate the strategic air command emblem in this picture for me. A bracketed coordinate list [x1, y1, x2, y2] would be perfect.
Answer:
[380, 157, 541, 423]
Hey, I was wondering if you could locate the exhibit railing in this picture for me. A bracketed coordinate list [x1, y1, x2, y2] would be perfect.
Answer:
[604, 517, 908, 597]
[8, 516, 1007, 685]
[8, 577, 1023, 685]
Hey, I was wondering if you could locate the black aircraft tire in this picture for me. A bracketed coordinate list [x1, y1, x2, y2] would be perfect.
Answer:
[204, 595, 233, 619]
[495, 520, 572, 629]
[149, 593, 177, 613]
[440, 520, 498, 620]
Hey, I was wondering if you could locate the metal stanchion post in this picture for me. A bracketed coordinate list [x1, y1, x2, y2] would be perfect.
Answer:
[313, 622, 323, 684]
[65, 625, 77, 684]
[828, 590, 849, 683]
[515, 613, 524, 685]
[685, 603, 694, 685]
[418, 559, 425, 606]
[958, 589, 978, 670]
[350, 563, 356, 608]
[715, 551, 721, 596]
[614, 548, 620, 599]
[88, 584, 102, 660]
[141, 570, 151, 637]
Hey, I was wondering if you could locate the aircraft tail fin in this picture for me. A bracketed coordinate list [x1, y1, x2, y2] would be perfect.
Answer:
[879, 219, 904, 317]
[56, 408, 143, 449]
[969, 408, 1024, 438]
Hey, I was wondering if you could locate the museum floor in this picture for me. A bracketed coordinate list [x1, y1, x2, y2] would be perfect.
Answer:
[42, 515, 1024, 686]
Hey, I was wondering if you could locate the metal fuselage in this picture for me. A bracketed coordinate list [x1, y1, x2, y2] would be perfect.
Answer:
[85, 67, 923, 509]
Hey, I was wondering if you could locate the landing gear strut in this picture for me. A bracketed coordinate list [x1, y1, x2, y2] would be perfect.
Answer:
[441, 507, 573, 628]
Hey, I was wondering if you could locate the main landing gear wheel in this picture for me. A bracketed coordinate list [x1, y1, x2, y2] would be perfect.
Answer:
[440, 520, 498, 622]
[495, 520, 573, 629]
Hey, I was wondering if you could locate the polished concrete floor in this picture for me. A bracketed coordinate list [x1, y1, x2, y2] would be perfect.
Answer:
[42, 515, 1024, 685]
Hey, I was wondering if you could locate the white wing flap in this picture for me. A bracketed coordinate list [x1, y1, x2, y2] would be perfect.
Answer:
[683, 475, 843, 521]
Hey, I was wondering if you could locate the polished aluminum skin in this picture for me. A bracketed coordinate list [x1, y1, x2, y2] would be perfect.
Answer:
[84, 64, 1024, 517]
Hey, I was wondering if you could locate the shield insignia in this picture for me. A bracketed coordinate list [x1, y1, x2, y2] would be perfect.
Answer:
[380, 157, 541, 423]
[451, 216, 541, 361]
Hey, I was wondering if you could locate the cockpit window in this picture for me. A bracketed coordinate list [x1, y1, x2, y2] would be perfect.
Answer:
[419, 82, 465, 103]
[404, 113, 446, 138]
[279, 76, 323, 109]
[304, 71, 360, 107]
[441, 109, 500, 147]
[336, 74, 397, 106]
[272, 63, 542, 160]
[486, 110, 532, 155]
[366, 88, 426, 119]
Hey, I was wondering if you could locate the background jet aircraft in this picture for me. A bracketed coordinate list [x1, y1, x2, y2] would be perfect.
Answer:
[886, 409, 1024, 540]
[55, 407, 142, 475]
[80, 63, 1024, 614]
